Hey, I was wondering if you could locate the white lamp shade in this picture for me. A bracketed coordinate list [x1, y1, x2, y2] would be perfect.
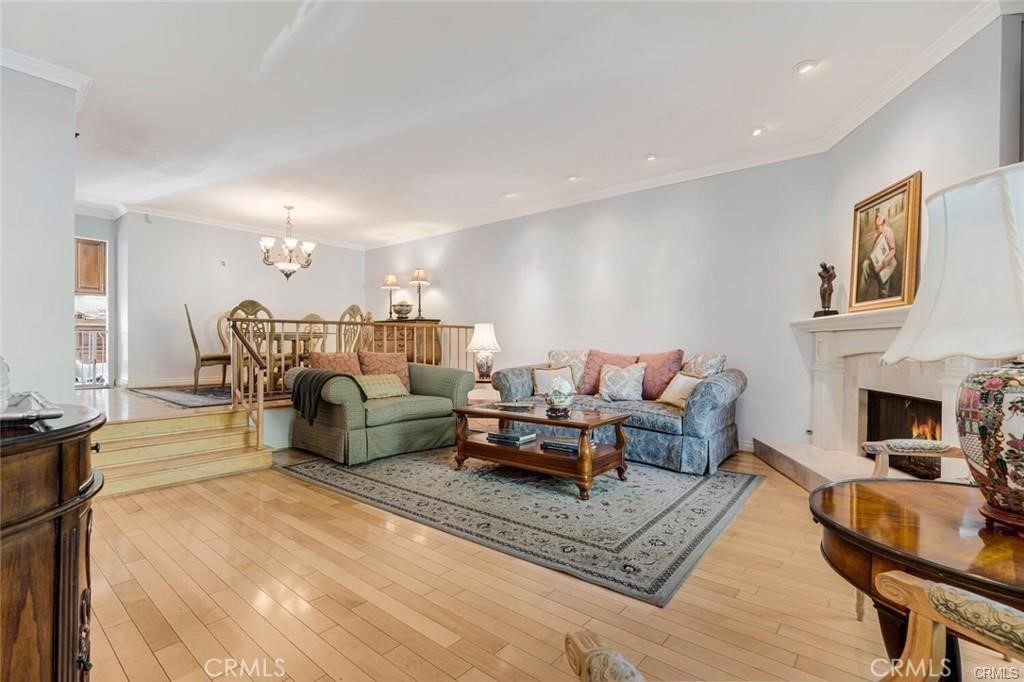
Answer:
[882, 161, 1024, 364]
[466, 323, 501, 353]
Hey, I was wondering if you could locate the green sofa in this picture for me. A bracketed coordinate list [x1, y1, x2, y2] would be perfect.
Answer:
[285, 363, 475, 465]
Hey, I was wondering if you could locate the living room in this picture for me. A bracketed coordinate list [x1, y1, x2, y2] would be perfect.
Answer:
[3, 2, 1024, 681]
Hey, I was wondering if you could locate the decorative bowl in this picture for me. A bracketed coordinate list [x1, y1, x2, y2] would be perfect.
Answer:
[544, 377, 574, 418]
[391, 301, 413, 319]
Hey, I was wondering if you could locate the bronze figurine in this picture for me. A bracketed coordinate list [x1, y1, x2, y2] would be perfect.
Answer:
[815, 262, 839, 317]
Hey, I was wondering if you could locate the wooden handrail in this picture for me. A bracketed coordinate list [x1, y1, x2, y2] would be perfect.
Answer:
[256, 318, 472, 329]
[227, 319, 267, 369]
[226, 312, 477, 453]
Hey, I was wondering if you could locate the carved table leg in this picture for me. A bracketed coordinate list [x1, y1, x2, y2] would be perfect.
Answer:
[577, 429, 593, 501]
[454, 413, 468, 470]
[615, 423, 628, 481]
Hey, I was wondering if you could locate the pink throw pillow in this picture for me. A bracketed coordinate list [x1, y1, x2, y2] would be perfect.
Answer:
[309, 352, 361, 375]
[578, 350, 638, 395]
[358, 351, 410, 391]
[638, 350, 684, 400]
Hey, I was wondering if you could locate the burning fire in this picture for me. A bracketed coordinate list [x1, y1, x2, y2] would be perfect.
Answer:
[911, 414, 941, 441]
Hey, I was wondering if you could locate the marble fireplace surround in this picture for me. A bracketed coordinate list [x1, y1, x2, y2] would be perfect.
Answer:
[791, 307, 986, 478]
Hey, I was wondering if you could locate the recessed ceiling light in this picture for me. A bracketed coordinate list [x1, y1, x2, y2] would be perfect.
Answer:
[646, 154, 659, 162]
[794, 59, 819, 75]
[567, 175, 583, 183]
[502, 192, 519, 199]
[751, 126, 767, 137]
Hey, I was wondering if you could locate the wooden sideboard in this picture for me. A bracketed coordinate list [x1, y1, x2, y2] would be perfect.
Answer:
[372, 318, 444, 365]
[1, 405, 105, 682]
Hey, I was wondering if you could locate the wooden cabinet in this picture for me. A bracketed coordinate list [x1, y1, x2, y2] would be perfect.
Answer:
[74, 239, 106, 295]
[372, 319, 444, 365]
[1, 406, 105, 682]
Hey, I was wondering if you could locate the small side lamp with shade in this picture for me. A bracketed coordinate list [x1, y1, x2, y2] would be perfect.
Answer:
[467, 323, 501, 380]
[410, 268, 430, 319]
[381, 273, 399, 320]
[881, 161, 1024, 531]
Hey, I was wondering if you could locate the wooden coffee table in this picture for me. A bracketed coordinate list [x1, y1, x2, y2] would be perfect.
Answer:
[452, 403, 630, 500]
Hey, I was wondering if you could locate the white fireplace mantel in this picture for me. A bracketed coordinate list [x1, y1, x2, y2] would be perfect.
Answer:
[791, 306, 979, 455]
[790, 306, 909, 334]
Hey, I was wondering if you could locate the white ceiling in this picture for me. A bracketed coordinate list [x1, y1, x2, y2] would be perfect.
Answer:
[2, 1, 994, 248]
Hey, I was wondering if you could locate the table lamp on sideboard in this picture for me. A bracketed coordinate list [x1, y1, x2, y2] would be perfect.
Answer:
[381, 273, 399, 320]
[467, 323, 501, 381]
[881, 161, 1024, 530]
[410, 268, 430, 319]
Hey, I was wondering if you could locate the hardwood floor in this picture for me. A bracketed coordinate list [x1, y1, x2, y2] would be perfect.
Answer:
[76, 386, 291, 423]
[89, 452, 1016, 682]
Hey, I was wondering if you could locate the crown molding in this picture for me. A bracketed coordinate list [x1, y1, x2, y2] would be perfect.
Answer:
[367, 139, 829, 250]
[120, 205, 366, 251]
[57, 2, 1009, 253]
[817, 1, 1001, 150]
[0, 48, 93, 113]
[370, 2, 1003, 251]
[75, 198, 126, 220]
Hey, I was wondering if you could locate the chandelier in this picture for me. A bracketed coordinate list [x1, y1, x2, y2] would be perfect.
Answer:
[260, 205, 316, 279]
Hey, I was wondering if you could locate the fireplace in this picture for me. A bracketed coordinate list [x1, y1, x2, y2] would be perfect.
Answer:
[864, 390, 943, 479]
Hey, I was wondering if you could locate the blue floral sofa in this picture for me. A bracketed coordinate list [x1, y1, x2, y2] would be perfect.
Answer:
[491, 364, 746, 474]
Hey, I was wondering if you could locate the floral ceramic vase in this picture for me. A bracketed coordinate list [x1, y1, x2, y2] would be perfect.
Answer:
[545, 376, 574, 418]
[957, 361, 1024, 528]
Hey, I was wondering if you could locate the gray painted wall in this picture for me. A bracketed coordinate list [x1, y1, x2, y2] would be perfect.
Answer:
[367, 155, 829, 448]
[1, 68, 77, 402]
[117, 213, 365, 386]
[365, 18, 1016, 447]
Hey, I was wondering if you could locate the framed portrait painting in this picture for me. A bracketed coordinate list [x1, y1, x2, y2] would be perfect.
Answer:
[848, 171, 922, 313]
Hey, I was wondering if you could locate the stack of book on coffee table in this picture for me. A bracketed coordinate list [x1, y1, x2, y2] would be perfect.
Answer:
[540, 439, 580, 454]
[486, 429, 536, 447]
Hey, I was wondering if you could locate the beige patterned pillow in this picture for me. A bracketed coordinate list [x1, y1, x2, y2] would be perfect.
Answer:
[681, 352, 726, 379]
[533, 366, 575, 395]
[598, 362, 647, 402]
[656, 372, 702, 409]
[548, 350, 589, 389]
[354, 374, 409, 399]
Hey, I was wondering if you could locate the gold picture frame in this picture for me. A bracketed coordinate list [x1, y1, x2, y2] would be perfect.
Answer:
[848, 171, 922, 313]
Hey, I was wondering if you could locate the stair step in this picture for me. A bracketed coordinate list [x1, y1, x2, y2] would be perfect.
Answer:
[98, 447, 273, 497]
[95, 409, 249, 441]
[94, 428, 256, 467]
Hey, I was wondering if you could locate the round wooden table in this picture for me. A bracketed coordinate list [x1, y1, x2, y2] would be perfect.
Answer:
[809, 479, 1024, 682]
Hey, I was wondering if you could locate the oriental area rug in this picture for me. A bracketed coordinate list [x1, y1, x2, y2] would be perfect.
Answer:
[280, 450, 760, 606]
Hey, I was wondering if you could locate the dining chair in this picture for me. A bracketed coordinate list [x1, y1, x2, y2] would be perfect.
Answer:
[339, 304, 374, 352]
[227, 299, 288, 390]
[874, 571, 1022, 681]
[297, 313, 326, 364]
[184, 304, 231, 393]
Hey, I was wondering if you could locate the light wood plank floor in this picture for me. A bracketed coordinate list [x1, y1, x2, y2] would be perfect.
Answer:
[76, 386, 291, 423]
[90, 452, 1017, 682]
